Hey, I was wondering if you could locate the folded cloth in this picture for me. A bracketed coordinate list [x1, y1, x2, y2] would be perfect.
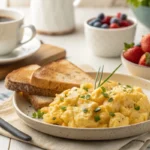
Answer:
[0, 98, 150, 150]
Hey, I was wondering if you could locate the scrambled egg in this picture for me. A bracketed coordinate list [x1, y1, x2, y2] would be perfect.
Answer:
[41, 81, 150, 128]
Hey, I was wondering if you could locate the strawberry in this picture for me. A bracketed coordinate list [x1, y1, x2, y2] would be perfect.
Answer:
[110, 23, 119, 28]
[120, 20, 130, 27]
[117, 12, 121, 19]
[139, 52, 150, 66]
[141, 34, 150, 52]
[123, 43, 144, 64]
[102, 16, 112, 24]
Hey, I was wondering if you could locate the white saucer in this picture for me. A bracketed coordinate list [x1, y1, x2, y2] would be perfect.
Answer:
[0, 37, 41, 65]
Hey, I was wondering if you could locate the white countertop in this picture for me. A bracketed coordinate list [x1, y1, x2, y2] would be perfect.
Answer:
[0, 7, 150, 150]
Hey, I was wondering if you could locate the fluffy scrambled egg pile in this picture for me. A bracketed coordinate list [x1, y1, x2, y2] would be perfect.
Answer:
[41, 81, 150, 128]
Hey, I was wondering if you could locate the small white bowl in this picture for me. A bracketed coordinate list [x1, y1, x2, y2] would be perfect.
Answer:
[84, 18, 137, 57]
[121, 53, 150, 80]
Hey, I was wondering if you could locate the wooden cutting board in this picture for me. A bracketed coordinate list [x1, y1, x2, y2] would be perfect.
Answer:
[0, 44, 66, 80]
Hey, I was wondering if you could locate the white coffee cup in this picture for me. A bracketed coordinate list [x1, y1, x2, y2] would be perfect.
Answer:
[0, 9, 36, 55]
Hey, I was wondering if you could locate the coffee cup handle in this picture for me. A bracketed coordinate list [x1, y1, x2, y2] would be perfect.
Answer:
[19, 25, 36, 46]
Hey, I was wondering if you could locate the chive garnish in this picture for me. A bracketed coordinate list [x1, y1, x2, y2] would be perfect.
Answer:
[94, 115, 100, 122]
[126, 85, 132, 88]
[60, 97, 64, 101]
[134, 104, 140, 111]
[37, 110, 45, 119]
[101, 86, 109, 98]
[94, 107, 101, 112]
[108, 98, 113, 102]
[102, 92, 109, 98]
[32, 112, 36, 118]
[80, 95, 91, 99]
[85, 94, 91, 100]
[97, 65, 104, 88]
[83, 87, 88, 92]
[83, 108, 88, 113]
[101, 87, 106, 92]
[32, 110, 45, 119]
[80, 95, 85, 99]
[100, 64, 122, 87]
[60, 106, 67, 111]
[94, 67, 101, 89]
[94, 64, 122, 89]
[109, 112, 115, 117]
[52, 117, 56, 120]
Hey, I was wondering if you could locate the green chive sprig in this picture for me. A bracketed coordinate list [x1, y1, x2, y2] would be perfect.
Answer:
[94, 64, 122, 89]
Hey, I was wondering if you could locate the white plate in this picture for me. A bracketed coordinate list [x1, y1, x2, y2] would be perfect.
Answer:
[13, 73, 150, 140]
[0, 36, 41, 64]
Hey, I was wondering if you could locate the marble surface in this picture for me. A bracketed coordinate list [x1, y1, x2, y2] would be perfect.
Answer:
[0, 7, 150, 150]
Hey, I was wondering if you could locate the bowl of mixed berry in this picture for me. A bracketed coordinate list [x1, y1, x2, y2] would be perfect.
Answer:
[121, 33, 150, 80]
[88, 13, 133, 29]
[84, 13, 137, 57]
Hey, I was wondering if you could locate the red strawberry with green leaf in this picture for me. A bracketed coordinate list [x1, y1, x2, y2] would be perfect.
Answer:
[139, 52, 150, 66]
[123, 43, 144, 64]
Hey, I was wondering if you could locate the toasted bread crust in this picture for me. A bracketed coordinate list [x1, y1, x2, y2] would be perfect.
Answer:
[31, 59, 94, 91]
[5, 64, 61, 96]
[5, 78, 57, 96]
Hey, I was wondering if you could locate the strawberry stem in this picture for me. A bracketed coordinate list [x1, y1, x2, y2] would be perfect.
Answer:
[124, 42, 134, 51]
[145, 52, 150, 65]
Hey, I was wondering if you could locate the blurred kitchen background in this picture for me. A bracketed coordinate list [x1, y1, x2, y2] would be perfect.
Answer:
[1, 0, 127, 7]
[0, 0, 149, 67]
[0, 0, 149, 45]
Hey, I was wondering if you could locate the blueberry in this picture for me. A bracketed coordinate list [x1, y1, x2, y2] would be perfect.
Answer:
[94, 18, 101, 22]
[101, 24, 109, 29]
[88, 19, 100, 26]
[97, 13, 105, 20]
[93, 22, 101, 27]
[120, 14, 127, 20]
[110, 17, 119, 24]
[88, 20, 96, 26]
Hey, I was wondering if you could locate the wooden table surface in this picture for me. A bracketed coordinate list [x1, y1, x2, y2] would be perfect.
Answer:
[0, 7, 150, 150]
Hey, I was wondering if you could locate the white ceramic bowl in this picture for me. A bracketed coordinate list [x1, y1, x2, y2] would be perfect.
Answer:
[84, 18, 137, 58]
[121, 53, 150, 80]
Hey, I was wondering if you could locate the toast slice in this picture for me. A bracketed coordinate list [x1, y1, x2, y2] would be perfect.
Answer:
[5, 65, 57, 96]
[23, 93, 54, 110]
[31, 59, 94, 92]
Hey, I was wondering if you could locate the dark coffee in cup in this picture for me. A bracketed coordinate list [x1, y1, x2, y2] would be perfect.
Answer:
[0, 16, 14, 22]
